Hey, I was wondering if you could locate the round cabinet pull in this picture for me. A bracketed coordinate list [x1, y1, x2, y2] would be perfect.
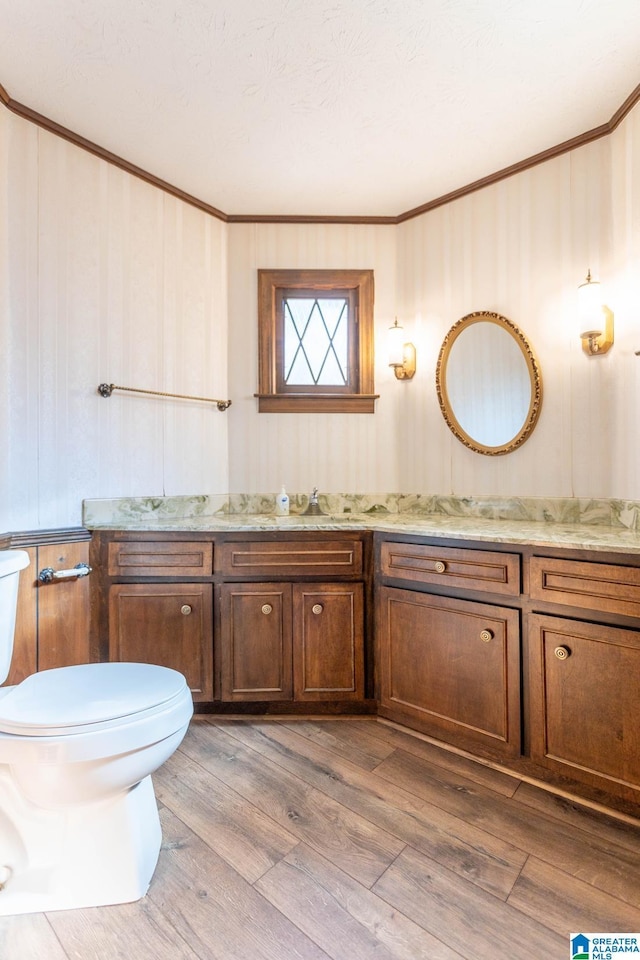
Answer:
[311, 603, 324, 615]
[554, 645, 571, 660]
[480, 629, 493, 643]
[261, 603, 273, 615]
[434, 560, 446, 574]
[181, 604, 192, 616]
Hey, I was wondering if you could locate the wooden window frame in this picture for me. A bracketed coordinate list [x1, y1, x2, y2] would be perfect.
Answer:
[256, 269, 378, 413]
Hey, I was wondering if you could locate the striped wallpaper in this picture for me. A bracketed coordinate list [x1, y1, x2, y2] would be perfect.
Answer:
[2, 99, 639, 530]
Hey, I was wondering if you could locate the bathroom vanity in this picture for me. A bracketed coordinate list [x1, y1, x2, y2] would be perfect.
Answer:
[375, 532, 640, 809]
[91, 529, 373, 710]
[6, 501, 638, 816]
[82, 508, 640, 814]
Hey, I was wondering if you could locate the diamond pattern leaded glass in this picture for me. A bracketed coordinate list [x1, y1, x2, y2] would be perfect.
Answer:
[283, 297, 349, 386]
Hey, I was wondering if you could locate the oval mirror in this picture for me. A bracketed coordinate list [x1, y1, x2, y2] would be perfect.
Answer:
[436, 311, 543, 456]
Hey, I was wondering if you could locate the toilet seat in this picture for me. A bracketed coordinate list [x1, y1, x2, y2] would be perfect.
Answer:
[0, 662, 193, 766]
[0, 662, 187, 736]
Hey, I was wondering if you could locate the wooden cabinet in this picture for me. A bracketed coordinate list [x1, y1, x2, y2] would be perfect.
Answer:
[88, 527, 640, 809]
[378, 537, 640, 806]
[92, 531, 369, 710]
[378, 586, 521, 758]
[2, 534, 92, 686]
[219, 581, 364, 703]
[293, 582, 364, 700]
[528, 550, 640, 805]
[109, 583, 213, 701]
[377, 539, 522, 760]
[217, 536, 366, 705]
[93, 534, 216, 702]
[220, 582, 293, 700]
[529, 614, 640, 802]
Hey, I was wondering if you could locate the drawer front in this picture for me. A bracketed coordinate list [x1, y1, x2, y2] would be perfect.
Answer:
[530, 556, 640, 618]
[216, 539, 363, 578]
[380, 541, 520, 596]
[108, 541, 213, 577]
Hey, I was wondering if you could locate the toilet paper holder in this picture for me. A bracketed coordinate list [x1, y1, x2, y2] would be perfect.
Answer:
[38, 562, 92, 584]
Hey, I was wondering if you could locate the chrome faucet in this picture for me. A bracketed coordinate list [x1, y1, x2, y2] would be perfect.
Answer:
[302, 486, 326, 516]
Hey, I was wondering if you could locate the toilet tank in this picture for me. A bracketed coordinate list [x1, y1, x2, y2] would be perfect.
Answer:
[0, 551, 30, 685]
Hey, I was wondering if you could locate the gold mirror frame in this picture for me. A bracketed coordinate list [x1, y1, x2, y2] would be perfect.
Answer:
[435, 311, 543, 456]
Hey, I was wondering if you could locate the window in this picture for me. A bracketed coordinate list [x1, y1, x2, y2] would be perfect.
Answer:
[256, 269, 377, 413]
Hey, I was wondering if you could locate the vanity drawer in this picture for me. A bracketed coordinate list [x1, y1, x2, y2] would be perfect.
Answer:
[216, 539, 363, 578]
[380, 541, 520, 596]
[108, 541, 213, 577]
[530, 556, 640, 618]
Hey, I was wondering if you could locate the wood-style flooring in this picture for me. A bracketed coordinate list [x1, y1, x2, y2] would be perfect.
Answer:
[2, 716, 640, 959]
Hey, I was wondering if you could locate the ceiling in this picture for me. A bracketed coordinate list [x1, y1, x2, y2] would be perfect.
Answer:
[1, 0, 640, 218]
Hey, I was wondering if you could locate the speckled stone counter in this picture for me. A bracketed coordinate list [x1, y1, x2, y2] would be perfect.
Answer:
[82, 493, 640, 555]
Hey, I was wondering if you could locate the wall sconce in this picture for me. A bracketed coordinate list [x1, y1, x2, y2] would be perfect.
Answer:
[388, 319, 416, 380]
[578, 269, 614, 356]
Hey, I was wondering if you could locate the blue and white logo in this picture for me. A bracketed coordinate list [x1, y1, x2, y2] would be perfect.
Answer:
[572, 934, 590, 960]
[571, 933, 640, 959]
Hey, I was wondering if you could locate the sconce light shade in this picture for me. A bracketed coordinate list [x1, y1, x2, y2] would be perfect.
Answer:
[388, 319, 416, 380]
[387, 319, 405, 366]
[577, 269, 614, 356]
[578, 269, 603, 338]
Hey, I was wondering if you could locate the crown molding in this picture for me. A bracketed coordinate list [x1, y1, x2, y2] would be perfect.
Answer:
[1, 81, 639, 226]
[1, 92, 229, 222]
[398, 82, 640, 223]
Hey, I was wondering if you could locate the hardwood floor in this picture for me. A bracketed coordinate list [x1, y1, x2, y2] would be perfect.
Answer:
[2, 716, 639, 959]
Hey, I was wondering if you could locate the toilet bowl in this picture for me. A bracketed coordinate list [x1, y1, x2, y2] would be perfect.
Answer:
[0, 550, 194, 915]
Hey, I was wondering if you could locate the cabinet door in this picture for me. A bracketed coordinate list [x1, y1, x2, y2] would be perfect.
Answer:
[219, 583, 293, 701]
[529, 614, 640, 801]
[293, 583, 364, 700]
[4, 541, 92, 687]
[37, 541, 92, 671]
[109, 583, 213, 701]
[378, 586, 521, 758]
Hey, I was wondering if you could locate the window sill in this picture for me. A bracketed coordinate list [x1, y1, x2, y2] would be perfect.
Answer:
[255, 394, 379, 414]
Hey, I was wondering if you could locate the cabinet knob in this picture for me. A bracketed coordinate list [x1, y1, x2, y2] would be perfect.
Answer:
[434, 560, 446, 574]
[311, 603, 324, 615]
[554, 645, 571, 660]
[181, 604, 192, 616]
[261, 603, 273, 615]
[480, 629, 493, 643]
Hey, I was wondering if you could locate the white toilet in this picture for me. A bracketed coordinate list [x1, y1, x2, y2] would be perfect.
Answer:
[0, 549, 194, 915]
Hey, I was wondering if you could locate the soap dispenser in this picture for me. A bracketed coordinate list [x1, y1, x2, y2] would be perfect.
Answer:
[275, 485, 290, 516]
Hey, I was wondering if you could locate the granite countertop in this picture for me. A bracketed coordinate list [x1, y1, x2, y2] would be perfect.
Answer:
[84, 507, 640, 555]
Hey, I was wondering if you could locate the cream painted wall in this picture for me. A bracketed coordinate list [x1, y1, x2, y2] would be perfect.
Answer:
[226, 107, 640, 501]
[226, 222, 402, 495]
[396, 112, 640, 500]
[608, 104, 640, 500]
[2, 99, 639, 532]
[0, 109, 229, 531]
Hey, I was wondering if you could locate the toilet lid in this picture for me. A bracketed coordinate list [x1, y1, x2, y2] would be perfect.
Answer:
[0, 662, 188, 735]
